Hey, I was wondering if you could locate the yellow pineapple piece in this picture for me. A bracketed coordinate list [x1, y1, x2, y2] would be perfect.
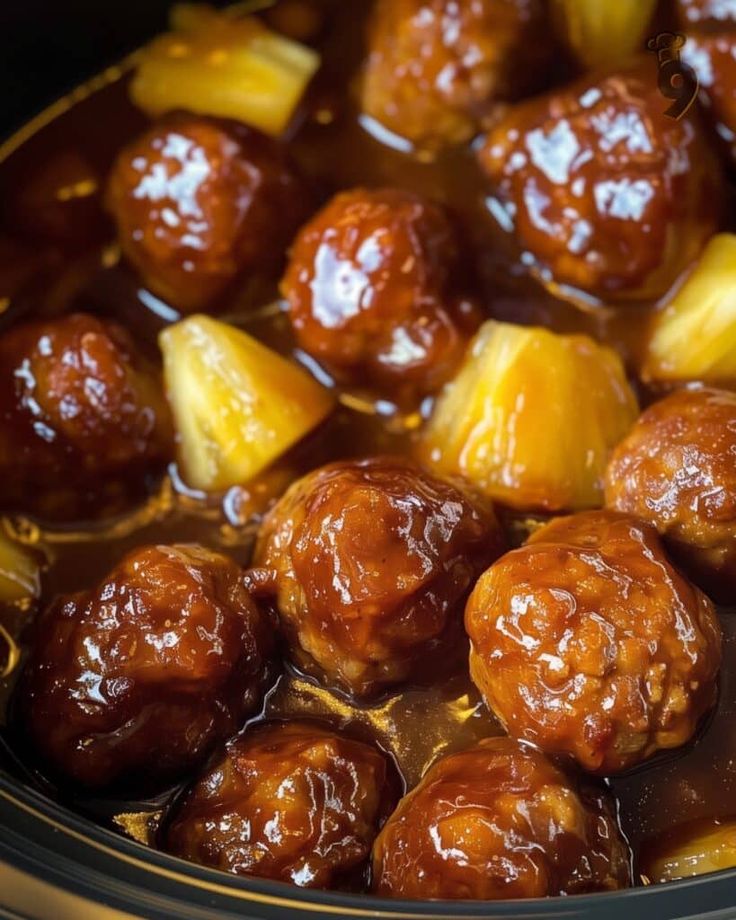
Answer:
[550, 0, 658, 69]
[0, 530, 41, 605]
[643, 234, 736, 386]
[131, 3, 321, 137]
[644, 819, 736, 883]
[159, 315, 334, 491]
[418, 321, 638, 512]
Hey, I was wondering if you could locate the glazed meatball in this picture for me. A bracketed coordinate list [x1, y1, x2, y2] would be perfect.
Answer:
[372, 736, 632, 900]
[361, 0, 551, 151]
[477, 60, 719, 302]
[166, 721, 395, 888]
[606, 388, 736, 602]
[0, 312, 171, 512]
[281, 188, 478, 400]
[252, 456, 503, 697]
[683, 33, 736, 167]
[107, 114, 307, 312]
[21, 544, 272, 788]
[10, 152, 107, 250]
[677, 0, 736, 25]
[465, 511, 722, 773]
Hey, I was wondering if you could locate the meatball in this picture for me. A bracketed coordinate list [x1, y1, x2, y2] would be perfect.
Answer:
[477, 60, 719, 302]
[10, 151, 107, 250]
[281, 188, 478, 400]
[166, 721, 395, 888]
[372, 736, 632, 900]
[361, 0, 551, 151]
[606, 388, 736, 602]
[20, 544, 273, 789]
[465, 510, 722, 773]
[252, 456, 503, 697]
[0, 312, 171, 512]
[107, 114, 308, 312]
[677, 0, 736, 25]
[683, 33, 736, 167]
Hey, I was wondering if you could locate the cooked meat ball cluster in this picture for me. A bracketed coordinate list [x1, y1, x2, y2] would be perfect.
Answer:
[282, 187, 479, 400]
[107, 114, 307, 312]
[253, 456, 503, 696]
[7, 0, 736, 907]
[372, 737, 632, 899]
[166, 721, 396, 888]
[21, 544, 273, 788]
[477, 61, 719, 301]
[361, 0, 551, 150]
[465, 510, 722, 773]
[0, 312, 172, 514]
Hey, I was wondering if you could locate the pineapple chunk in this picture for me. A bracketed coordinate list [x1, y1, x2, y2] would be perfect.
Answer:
[643, 234, 736, 386]
[0, 530, 41, 605]
[644, 819, 736, 883]
[131, 3, 321, 137]
[159, 315, 334, 491]
[550, 0, 658, 69]
[418, 321, 639, 512]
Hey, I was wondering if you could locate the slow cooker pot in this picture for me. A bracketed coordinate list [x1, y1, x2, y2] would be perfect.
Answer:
[4, 767, 736, 919]
[2, 3, 736, 918]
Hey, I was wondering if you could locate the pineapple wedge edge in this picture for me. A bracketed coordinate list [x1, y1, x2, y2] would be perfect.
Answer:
[643, 233, 736, 387]
[159, 314, 335, 492]
[418, 321, 639, 513]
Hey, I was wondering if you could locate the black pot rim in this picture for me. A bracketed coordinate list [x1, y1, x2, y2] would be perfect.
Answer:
[3, 771, 736, 920]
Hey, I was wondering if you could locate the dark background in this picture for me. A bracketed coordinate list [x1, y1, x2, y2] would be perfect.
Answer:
[0, 1, 221, 139]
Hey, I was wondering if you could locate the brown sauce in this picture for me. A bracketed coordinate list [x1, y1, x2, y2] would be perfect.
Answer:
[0, 0, 734, 885]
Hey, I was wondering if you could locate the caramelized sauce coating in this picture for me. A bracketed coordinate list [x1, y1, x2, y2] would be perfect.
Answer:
[0, 312, 171, 515]
[683, 33, 736, 167]
[282, 188, 478, 401]
[606, 388, 736, 602]
[477, 60, 720, 302]
[20, 544, 273, 789]
[107, 114, 308, 312]
[252, 456, 504, 697]
[166, 721, 395, 889]
[677, 0, 736, 25]
[372, 736, 632, 900]
[361, 0, 551, 150]
[465, 511, 722, 773]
